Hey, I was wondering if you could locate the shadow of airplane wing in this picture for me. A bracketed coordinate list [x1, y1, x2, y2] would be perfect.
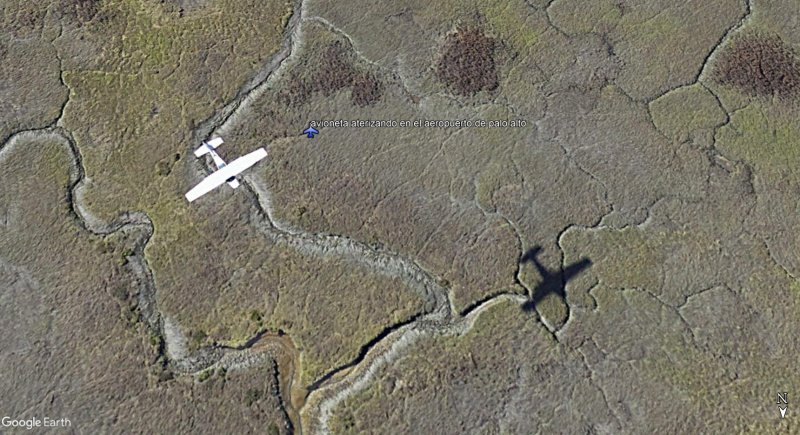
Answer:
[562, 258, 592, 281]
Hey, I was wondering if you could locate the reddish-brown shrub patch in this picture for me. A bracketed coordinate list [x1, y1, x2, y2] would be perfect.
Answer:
[315, 41, 356, 96]
[350, 71, 383, 107]
[280, 73, 314, 107]
[60, 0, 101, 24]
[713, 33, 800, 100]
[279, 41, 384, 107]
[436, 27, 498, 96]
[16, 8, 46, 34]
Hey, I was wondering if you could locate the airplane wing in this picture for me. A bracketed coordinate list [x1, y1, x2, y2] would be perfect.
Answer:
[185, 148, 267, 202]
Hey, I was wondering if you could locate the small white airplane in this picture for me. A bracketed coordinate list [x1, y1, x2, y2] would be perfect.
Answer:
[185, 137, 267, 202]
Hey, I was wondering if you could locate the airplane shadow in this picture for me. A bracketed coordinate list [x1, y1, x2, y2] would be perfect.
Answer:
[520, 246, 591, 312]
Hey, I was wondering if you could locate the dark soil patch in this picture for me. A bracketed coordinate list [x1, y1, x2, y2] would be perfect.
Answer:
[713, 33, 800, 100]
[436, 27, 498, 96]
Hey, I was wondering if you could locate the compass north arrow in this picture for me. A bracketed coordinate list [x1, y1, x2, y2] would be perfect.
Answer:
[780, 406, 788, 418]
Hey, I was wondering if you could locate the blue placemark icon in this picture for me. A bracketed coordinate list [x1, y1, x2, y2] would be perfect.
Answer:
[303, 126, 319, 138]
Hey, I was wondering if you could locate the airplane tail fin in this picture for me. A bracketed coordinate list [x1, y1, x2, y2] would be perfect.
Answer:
[194, 137, 224, 157]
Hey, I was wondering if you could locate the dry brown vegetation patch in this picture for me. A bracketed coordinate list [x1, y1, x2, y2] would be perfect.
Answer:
[713, 33, 800, 100]
[436, 27, 498, 96]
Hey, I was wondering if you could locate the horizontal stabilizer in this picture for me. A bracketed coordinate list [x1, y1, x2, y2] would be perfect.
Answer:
[194, 137, 224, 157]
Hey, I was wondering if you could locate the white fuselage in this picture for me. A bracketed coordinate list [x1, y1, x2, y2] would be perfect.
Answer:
[205, 145, 240, 189]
